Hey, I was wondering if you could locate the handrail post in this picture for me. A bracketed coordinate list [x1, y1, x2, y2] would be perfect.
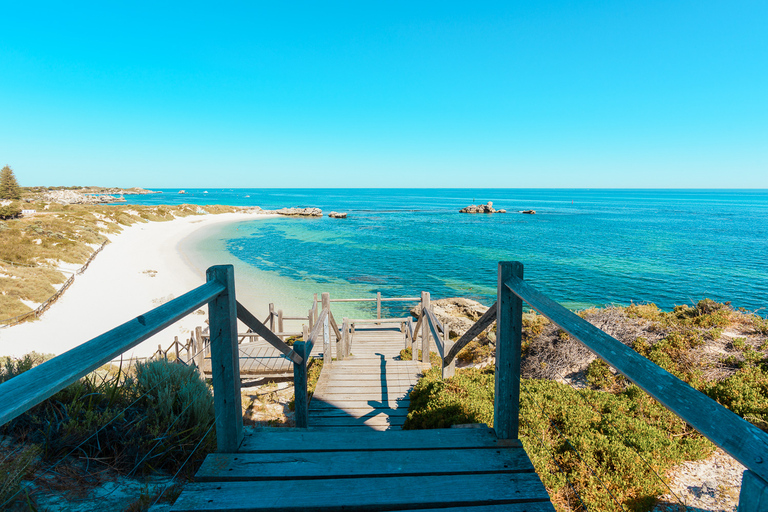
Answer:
[308, 308, 314, 330]
[206, 265, 243, 452]
[376, 292, 381, 324]
[268, 303, 275, 331]
[293, 341, 309, 428]
[322, 292, 332, 367]
[740, 471, 768, 511]
[420, 291, 430, 363]
[313, 293, 319, 324]
[342, 317, 349, 359]
[495, 261, 523, 440]
[443, 326, 455, 379]
[277, 309, 284, 340]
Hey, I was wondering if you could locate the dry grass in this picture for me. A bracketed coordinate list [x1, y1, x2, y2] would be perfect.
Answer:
[0, 203, 243, 324]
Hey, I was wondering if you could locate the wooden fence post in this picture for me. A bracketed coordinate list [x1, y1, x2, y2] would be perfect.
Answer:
[313, 293, 319, 325]
[322, 293, 331, 366]
[443, 328, 455, 379]
[495, 261, 523, 440]
[194, 326, 204, 369]
[303, 324, 309, 341]
[277, 309, 284, 340]
[268, 303, 275, 331]
[308, 308, 314, 331]
[739, 470, 768, 511]
[293, 341, 309, 428]
[420, 291, 430, 363]
[376, 292, 381, 323]
[342, 317, 349, 358]
[206, 265, 243, 452]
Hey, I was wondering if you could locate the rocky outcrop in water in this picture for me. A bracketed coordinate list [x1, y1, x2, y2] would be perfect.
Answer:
[258, 206, 323, 217]
[42, 190, 126, 205]
[459, 201, 506, 214]
[328, 212, 347, 218]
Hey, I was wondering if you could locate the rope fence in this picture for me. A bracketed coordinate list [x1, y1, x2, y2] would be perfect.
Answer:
[0, 241, 108, 328]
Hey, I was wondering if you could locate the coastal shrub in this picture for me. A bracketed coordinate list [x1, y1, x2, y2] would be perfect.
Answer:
[2, 358, 215, 476]
[705, 364, 768, 426]
[398, 347, 441, 366]
[403, 366, 712, 511]
[0, 202, 22, 220]
[0, 444, 40, 509]
[455, 338, 494, 364]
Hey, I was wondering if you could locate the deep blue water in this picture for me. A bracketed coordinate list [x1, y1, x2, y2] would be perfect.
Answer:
[128, 189, 768, 318]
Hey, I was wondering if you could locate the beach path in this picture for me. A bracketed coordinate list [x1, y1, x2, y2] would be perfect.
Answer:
[308, 324, 429, 430]
[169, 323, 554, 511]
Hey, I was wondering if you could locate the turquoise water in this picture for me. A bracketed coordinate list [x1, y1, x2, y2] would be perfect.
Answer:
[131, 189, 768, 318]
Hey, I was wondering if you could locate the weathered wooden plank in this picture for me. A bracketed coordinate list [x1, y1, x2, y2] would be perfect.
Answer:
[505, 271, 768, 482]
[495, 262, 523, 440]
[170, 473, 551, 511]
[196, 447, 534, 481]
[397, 504, 555, 512]
[309, 400, 409, 409]
[0, 280, 225, 427]
[207, 265, 243, 453]
[308, 408, 410, 418]
[238, 427, 505, 453]
[309, 414, 405, 427]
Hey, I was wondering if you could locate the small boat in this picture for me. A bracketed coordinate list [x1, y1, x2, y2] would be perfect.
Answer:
[203, 190, 208, 194]
[245, 195, 250, 198]
[522, 210, 536, 214]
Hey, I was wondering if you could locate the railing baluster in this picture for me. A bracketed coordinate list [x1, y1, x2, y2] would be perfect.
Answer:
[421, 291, 430, 363]
[207, 265, 243, 452]
[495, 261, 523, 440]
[322, 292, 332, 367]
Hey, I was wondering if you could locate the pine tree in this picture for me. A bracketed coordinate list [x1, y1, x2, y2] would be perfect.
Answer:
[0, 165, 21, 200]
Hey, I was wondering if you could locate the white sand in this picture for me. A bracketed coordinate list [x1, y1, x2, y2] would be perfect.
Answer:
[0, 212, 278, 359]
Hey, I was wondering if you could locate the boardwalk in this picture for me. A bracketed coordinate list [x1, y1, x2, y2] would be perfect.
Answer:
[170, 321, 554, 511]
[310, 325, 429, 430]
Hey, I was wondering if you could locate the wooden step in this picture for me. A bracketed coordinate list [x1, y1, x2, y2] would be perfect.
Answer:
[170, 473, 552, 511]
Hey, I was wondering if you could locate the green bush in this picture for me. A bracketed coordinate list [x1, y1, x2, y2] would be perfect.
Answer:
[404, 366, 712, 511]
[0, 202, 22, 220]
[2, 358, 215, 475]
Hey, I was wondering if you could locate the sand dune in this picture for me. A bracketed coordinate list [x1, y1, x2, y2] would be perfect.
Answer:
[0, 212, 277, 359]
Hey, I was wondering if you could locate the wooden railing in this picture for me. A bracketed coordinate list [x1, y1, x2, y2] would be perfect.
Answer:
[492, 261, 768, 508]
[0, 265, 306, 455]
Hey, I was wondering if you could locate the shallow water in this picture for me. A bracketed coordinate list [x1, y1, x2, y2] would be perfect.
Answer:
[134, 189, 768, 318]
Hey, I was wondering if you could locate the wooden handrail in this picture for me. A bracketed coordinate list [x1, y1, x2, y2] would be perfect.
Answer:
[499, 261, 768, 487]
[236, 301, 303, 364]
[0, 280, 225, 427]
[442, 302, 497, 368]
[423, 308, 445, 359]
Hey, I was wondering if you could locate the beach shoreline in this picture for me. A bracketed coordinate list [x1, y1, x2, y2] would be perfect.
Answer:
[0, 211, 280, 359]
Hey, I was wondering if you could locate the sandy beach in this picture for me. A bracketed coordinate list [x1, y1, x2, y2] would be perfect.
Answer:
[0, 212, 278, 359]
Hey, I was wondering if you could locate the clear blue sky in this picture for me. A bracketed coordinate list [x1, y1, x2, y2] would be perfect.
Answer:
[1, 1, 766, 188]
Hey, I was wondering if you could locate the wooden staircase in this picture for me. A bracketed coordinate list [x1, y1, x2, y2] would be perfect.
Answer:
[168, 322, 554, 511]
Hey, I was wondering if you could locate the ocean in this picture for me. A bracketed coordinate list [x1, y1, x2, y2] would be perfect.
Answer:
[128, 189, 768, 319]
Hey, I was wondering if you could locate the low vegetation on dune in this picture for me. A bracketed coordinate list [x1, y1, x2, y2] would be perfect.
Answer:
[0, 201, 241, 323]
[0, 356, 213, 510]
[404, 300, 768, 511]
